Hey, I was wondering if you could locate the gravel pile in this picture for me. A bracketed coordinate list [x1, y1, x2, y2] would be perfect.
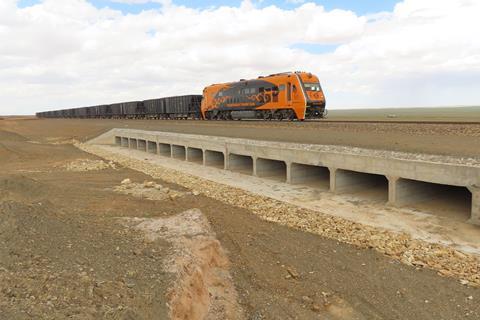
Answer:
[62, 159, 116, 172]
[79, 143, 480, 287]
[113, 179, 184, 201]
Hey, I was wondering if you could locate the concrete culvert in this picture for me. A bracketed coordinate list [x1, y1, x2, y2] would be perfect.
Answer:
[115, 136, 121, 146]
[172, 145, 186, 160]
[147, 141, 157, 154]
[333, 169, 389, 202]
[159, 143, 171, 157]
[390, 178, 472, 222]
[121, 137, 129, 148]
[138, 139, 147, 152]
[228, 153, 253, 175]
[204, 150, 225, 169]
[256, 158, 286, 182]
[289, 163, 330, 189]
[187, 147, 203, 164]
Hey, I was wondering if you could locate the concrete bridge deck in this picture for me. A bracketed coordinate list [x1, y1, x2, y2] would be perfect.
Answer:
[92, 128, 480, 225]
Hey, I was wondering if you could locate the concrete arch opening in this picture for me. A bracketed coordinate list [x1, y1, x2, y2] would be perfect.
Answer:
[256, 158, 287, 182]
[172, 145, 186, 160]
[129, 138, 138, 149]
[289, 163, 330, 189]
[205, 150, 225, 169]
[187, 147, 203, 164]
[115, 136, 121, 146]
[228, 154, 253, 175]
[333, 169, 389, 202]
[390, 178, 472, 221]
[147, 141, 157, 154]
[159, 143, 171, 157]
[138, 139, 147, 151]
[121, 137, 129, 148]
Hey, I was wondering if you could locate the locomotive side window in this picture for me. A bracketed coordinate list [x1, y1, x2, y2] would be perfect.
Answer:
[278, 84, 285, 91]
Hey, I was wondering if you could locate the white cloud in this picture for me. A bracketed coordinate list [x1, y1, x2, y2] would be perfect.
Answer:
[0, 0, 479, 114]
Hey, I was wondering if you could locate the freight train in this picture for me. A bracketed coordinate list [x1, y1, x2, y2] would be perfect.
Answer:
[36, 71, 326, 121]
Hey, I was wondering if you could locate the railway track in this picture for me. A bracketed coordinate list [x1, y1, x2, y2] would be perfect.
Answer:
[303, 119, 480, 125]
[125, 118, 480, 126]
[43, 117, 480, 125]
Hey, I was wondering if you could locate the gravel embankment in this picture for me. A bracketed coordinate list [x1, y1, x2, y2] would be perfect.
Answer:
[79, 143, 480, 287]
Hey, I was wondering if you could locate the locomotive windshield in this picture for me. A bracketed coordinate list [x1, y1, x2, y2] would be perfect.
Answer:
[304, 83, 322, 91]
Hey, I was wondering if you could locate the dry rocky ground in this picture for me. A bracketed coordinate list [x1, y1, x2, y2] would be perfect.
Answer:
[1, 117, 480, 319]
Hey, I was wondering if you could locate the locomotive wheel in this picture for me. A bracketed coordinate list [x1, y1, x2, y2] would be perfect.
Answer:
[262, 110, 273, 120]
[274, 111, 284, 121]
[287, 110, 296, 121]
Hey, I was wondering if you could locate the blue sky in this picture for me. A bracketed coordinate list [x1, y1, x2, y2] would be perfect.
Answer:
[18, 0, 401, 15]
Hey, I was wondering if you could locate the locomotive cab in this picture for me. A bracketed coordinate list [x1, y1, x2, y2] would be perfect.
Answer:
[299, 73, 327, 119]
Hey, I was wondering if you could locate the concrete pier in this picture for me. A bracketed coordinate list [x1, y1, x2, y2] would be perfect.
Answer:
[96, 129, 480, 225]
[389, 177, 442, 206]
[469, 187, 480, 225]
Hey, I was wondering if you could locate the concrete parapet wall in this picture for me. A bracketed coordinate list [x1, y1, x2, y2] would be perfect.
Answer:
[107, 129, 480, 225]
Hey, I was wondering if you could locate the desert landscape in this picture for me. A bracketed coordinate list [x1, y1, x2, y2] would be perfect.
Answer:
[1, 116, 480, 319]
[3, 0, 480, 318]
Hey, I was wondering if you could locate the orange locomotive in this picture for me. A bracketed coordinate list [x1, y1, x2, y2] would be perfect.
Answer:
[201, 71, 326, 120]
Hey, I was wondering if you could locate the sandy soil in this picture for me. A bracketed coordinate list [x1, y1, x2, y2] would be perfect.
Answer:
[5, 117, 480, 157]
[1, 117, 480, 319]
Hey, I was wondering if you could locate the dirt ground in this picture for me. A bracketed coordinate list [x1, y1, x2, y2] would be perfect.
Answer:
[4, 117, 480, 157]
[1, 117, 480, 319]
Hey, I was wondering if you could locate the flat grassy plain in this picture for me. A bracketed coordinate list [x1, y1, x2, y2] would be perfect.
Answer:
[328, 106, 480, 122]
